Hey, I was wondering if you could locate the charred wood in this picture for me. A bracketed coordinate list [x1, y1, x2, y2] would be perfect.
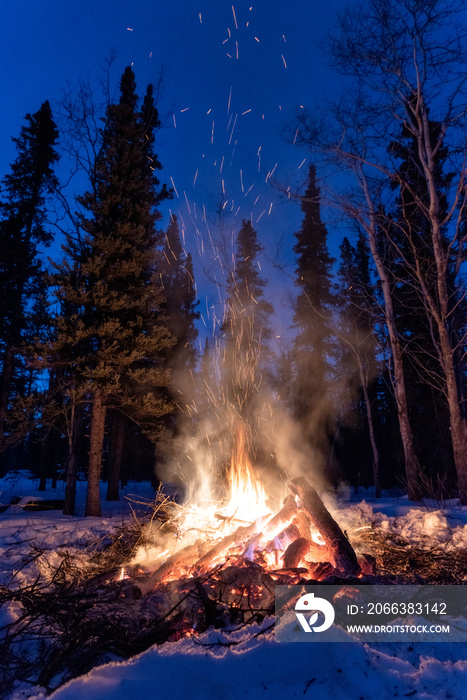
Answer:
[152, 539, 206, 583]
[288, 477, 360, 576]
[282, 537, 310, 568]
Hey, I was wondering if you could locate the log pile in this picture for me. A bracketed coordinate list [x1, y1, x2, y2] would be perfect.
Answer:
[146, 477, 361, 584]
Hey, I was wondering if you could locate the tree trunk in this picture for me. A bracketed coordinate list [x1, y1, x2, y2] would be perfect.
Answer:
[64, 448, 78, 516]
[64, 402, 83, 516]
[38, 430, 51, 491]
[384, 293, 421, 499]
[436, 319, 467, 503]
[360, 368, 381, 498]
[85, 391, 106, 517]
[360, 172, 421, 500]
[0, 345, 14, 452]
[106, 410, 124, 501]
[415, 104, 467, 504]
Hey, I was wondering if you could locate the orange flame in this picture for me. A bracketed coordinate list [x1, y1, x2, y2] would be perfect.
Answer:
[221, 425, 270, 523]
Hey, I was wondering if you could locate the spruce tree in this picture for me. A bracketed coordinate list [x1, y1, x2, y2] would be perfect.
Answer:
[224, 219, 273, 408]
[149, 214, 199, 476]
[292, 165, 335, 466]
[51, 67, 173, 516]
[0, 101, 59, 462]
[160, 215, 199, 379]
[222, 219, 273, 463]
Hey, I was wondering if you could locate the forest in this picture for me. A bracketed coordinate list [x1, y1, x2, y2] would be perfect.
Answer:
[0, 0, 466, 517]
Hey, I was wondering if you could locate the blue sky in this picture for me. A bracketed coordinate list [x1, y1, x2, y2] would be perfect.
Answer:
[0, 0, 348, 345]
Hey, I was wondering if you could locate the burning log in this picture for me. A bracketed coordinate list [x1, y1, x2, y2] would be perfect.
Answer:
[262, 494, 297, 536]
[214, 513, 251, 525]
[194, 521, 260, 571]
[292, 509, 312, 539]
[265, 523, 300, 552]
[282, 537, 310, 568]
[194, 495, 298, 572]
[288, 477, 360, 576]
[242, 494, 299, 556]
[308, 561, 337, 580]
[152, 540, 207, 583]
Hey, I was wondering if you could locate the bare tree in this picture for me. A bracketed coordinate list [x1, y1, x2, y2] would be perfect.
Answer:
[294, 0, 467, 501]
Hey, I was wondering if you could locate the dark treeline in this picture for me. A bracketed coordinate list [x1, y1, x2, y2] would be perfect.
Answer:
[0, 0, 466, 512]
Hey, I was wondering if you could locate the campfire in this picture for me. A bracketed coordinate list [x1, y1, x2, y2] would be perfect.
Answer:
[8, 430, 465, 692]
[120, 427, 362, 601]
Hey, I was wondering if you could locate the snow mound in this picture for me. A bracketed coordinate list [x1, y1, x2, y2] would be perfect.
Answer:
[340, 500, 467, 552]
[14, 617, 467, 700]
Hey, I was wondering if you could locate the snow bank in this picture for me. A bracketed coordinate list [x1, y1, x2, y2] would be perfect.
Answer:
[16, 617, 467, 700]
[335, 499, 467, 552]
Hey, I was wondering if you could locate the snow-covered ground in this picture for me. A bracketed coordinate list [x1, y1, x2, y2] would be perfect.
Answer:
[25, 621, 467, 700]
[2, 473, 467, 700]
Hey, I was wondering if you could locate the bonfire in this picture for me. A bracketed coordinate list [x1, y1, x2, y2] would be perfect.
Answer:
[106, 423, 364, 641]
[129, 460, 361, 587]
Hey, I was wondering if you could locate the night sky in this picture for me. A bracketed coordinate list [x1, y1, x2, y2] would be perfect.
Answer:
[0, 0, 348, 346]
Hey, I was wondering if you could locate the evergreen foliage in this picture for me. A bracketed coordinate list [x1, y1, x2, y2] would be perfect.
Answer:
[160, 215, 199, 377]
[337, 232, 382, 494]
[292, 165, 336, 468]
[386, 117, 462, 487]
[49, 67, 174, 515]
[223, 219, 273, 417]
[156, 214, 200, 470]
[0, 101, 59, 462]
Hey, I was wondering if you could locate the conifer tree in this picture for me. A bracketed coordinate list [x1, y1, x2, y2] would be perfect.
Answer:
[152, 214, 199, 473]
[224, 220, 273, 410]
[222, 220, 273, 464]
[385, 118, 466, 489]
[0, 101, 59, 462]
[292, 165, 336, 464]
[160, 215, 199, 380]
[195, 336, 219, 426]
[51, 67, 173, 516]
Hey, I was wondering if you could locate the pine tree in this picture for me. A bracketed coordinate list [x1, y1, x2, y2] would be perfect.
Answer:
[0, 101, 59, 462]
[157, 214, 199, 467]
[195, 336, 219, 426]
[292, 165, 336, 467]
[50, 67, 173, 516]
[220, 220, 273, 476]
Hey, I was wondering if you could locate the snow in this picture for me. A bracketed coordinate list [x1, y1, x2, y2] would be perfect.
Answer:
[17, 619, 467, 700]
[0, 471, 156, 519]
[0, 474, 156, 589]
[2, 475, 467, 700]
[336, 495, 467, 553]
